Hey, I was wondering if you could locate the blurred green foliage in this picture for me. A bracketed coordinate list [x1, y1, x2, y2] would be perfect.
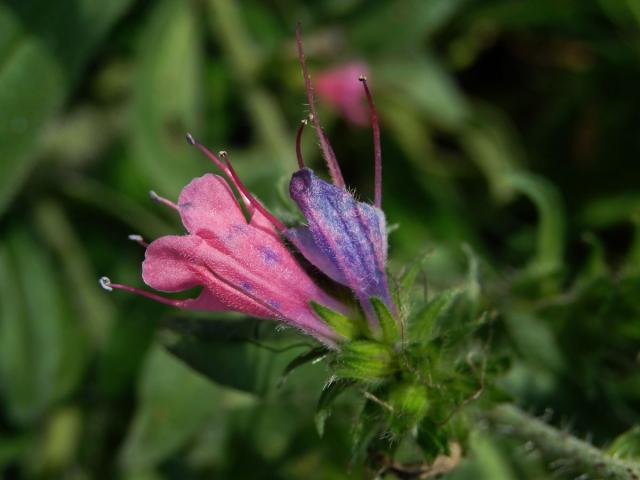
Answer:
[1, 0, 639, 478]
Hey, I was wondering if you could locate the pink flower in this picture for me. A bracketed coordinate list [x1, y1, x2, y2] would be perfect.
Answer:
[100, 139, 345, 346]
[315, 62, 370, 126]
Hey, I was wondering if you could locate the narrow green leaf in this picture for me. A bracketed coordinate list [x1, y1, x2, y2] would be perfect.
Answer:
[506, 172, 566, 279]
[607, 426, 640, 461]
[376, 55, 469, 129]
[33, 200, 114, 348]
[281, 347, 329, 382]
[408, 289, 462, 343]
[370, 297, 399, 344]
[119, 346, 231, 471]
[131, 0, 204, 195]
[0, 224, 87, 424]
[469, 431, 517, 480]
[311, 301, 359, 340]
[349, 0, 466, 52]
[504, 312, 564, 373]
[161, 328, 307, 395]
[0, 0, 135, 216]
[315, 379, 354, 437]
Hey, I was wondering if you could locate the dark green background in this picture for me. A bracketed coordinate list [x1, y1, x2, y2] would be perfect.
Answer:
[1, 0, 639, 478]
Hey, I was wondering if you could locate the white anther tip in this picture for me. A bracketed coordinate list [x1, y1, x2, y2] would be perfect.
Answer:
[186, 132, 196, 145]
[358, 75, 367, 82]
[99, 276, 113, 292]
[149, 190, 160, 201]
[218, 150, 228, 157]
[128, 234, 143, 242]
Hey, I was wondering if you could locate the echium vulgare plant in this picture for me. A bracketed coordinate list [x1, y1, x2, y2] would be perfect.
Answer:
[101, 26, 497, 474]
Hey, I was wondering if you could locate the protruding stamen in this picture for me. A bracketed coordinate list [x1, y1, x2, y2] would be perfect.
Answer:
[98, 276, 193, 307]
[185, 134, 229, 174]
[185, 134, 286, 232]
[128, 234, 149, 248]
[187, 134, 255, 213]
[221, 152, 287, 232]
[149, 190, 178, 210]
[359, 75, 382, 208]
[295, 119, 307, 169]
[295, 23, 345, 188]
[99, 276, 113, 291]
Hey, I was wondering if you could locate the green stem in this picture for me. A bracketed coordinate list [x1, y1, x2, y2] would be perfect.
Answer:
[484, 404, 640, 479]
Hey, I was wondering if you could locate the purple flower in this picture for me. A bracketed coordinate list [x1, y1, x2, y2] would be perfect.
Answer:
[287, 25, 396, 327]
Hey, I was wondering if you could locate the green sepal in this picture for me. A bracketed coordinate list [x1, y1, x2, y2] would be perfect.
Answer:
[335, 341, 395, 382]
[370, 297, 400, 345]
[315, 378, 355, 437]
[394, 252, 430, 311]
[388, 382, 429, 434]
[408, 288, 462, 343]
[310, 301, 359, 340]
[280, 346, 329, 385]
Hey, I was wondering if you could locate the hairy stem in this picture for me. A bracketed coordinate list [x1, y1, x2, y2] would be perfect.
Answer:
[484, 404, 640, 479]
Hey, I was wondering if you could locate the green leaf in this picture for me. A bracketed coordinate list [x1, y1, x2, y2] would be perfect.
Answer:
[506, 172, 566, 279]
[0, 223, 87, 424]
[398, 253, 430, 300]
[607, 426, 640, 461]
[388, 382, 429, 434]
[161, 324, 310, 395]
[408, 289, 463, 343]
[370, 297, 399, 344]
[33, 200, 114, 348]
[460, 108, 525, 201]
[281, 346, 329, 382]
[315, 379, 355, 437]
[349, 0, 466, 52]
[469, 431, 517, 480]
[311, 301, 360, 340]
[0, 0, 135, 216]
[376, 55, 469, 130]
[119, 346, 234, 471]
[131, 0, 205, 196]
[417, 418, 451, 462]
[504, 312, 564, 373]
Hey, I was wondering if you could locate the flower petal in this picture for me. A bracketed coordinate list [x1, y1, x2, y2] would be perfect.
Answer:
[177, 173, 246, 236]
[286, 226, 346, 284]
[142, 232, 340, 342]
[142, 234, 273, 318]
[288, 168, 393, 320]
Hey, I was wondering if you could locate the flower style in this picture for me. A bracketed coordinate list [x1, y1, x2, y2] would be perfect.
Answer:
[288, 26, 395, 327]
[100, 141, 345, 346]
[315, 61, 370, 126]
